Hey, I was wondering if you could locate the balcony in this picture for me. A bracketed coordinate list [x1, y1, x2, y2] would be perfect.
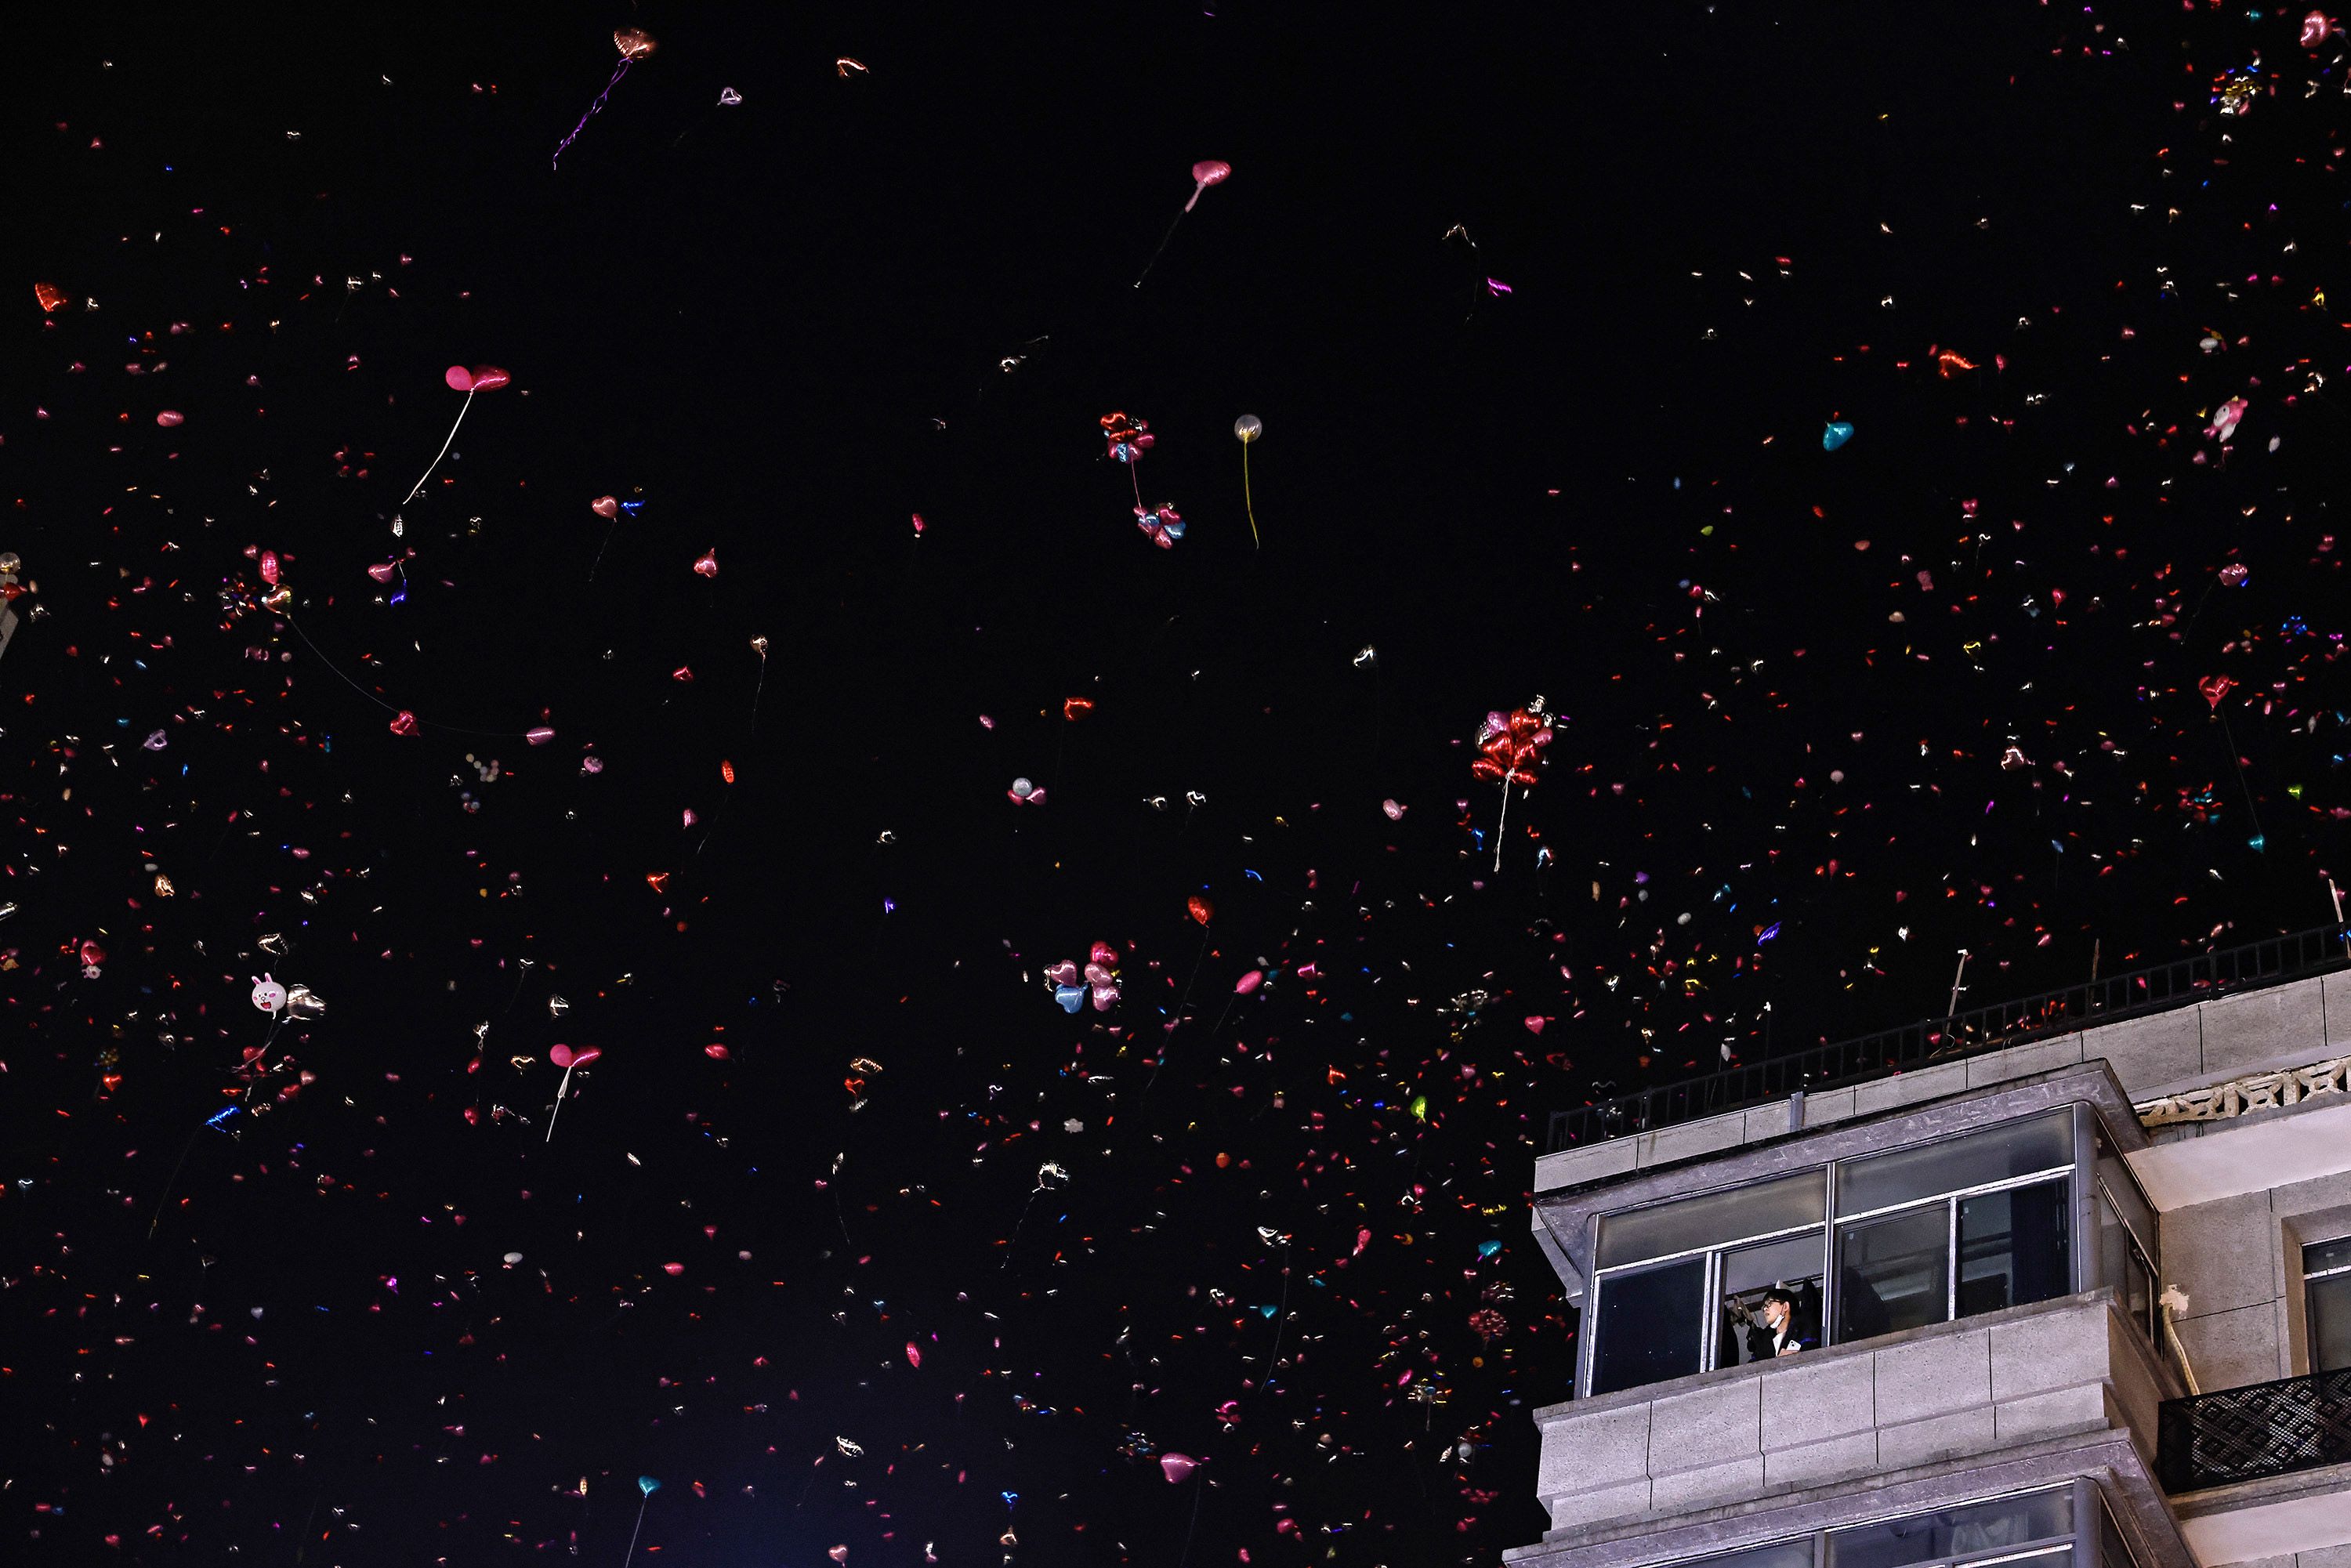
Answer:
[2157, 1368, 2351, 1492]
[1531, 1291, 2172, 1537]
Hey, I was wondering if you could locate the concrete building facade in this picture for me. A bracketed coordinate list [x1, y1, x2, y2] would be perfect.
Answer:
[1516, 938, 2351, 1568]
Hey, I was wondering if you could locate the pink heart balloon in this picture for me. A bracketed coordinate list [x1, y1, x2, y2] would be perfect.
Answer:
[1044, 961, 1081, 987]
[1084, 963, 1112, 987]
[366, 561, 398, 583]
[467, 366, 511, 393]
[1191, 161, 1230, 188]
[550, 1045, 603, 1070]
[592, 495, 620, 519]
[1160, 1453, 1197, 1483]
[692, 549, 719, 578]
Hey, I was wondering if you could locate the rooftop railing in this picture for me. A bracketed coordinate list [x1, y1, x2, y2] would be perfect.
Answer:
[1547, 925, 2351, 1153]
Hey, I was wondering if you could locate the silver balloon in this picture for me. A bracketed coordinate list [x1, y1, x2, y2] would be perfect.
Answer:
[1233, 415, 1262, 444]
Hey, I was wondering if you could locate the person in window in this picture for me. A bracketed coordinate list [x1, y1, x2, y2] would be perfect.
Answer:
[1745, 1288, 1817, 1360]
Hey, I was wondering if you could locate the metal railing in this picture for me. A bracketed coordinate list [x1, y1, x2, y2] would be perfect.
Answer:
[2159, 1367, 2351, 1491]
[1547, 925, 2351, 1153]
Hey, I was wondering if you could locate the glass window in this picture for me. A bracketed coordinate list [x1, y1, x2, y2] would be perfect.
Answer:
[2097, 1190, 2157, 1344]
[1688, 1542, 1819, 1568]
[1592, 1257, 1705, 1395]
[1827, 1489, 2074, 1568]
[2305, 1240, 2351, 1374]
[1958, 1179, 2072, 1316]
[1598, 1169, 1828, 1269]
[1838, 1114, 2074, 1217]
[1838, 1206, 1951, 1339]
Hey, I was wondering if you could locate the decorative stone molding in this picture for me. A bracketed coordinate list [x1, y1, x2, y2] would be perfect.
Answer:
[2135, 1053, 2351, 1127]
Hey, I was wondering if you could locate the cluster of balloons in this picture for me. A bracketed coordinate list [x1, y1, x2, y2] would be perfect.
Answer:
[1046, 943, 1121, 1013]
[1099, 411, 1154, 465]
[1133, 501, 1185, 549]
[1470, 704, 1554, 788]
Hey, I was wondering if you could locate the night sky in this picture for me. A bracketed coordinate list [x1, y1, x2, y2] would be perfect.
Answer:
[5, 3, 2349, 1566]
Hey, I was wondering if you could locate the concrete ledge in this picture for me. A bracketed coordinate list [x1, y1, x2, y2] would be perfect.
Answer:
[1530, 1294, 2170, 1537]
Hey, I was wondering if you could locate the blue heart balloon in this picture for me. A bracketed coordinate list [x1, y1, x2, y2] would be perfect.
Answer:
[638, 1476, 661, 1497]
[1053, 984, 1086, 1014]
[1822, 421, 1855, 451]
[1259, 1305, 1277, 1317]
[1478, 1239, 1502, 1260]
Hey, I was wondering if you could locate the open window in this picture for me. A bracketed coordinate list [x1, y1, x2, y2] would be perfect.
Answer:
[1589, 1170, 1827, 1396]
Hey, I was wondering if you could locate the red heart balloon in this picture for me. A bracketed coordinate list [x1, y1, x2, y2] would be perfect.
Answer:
[1186, 895, 1213, 925]
[592, 496, 620, 519]
[467, 366, 511, 393]
[387, 711, 418, 737]
[692, 549, 719, 578]
[366, 561, 397, 583]
[1089, 941, 1119, 969]
[2199, 674, 2234, 709]
[703, 1043, 730, 1060]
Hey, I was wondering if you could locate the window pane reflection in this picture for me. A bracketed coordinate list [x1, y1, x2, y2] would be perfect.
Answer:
[1826, 1489, 2074, 1568]
[1592, 1257, 1704, 1395]
[1958, 1179, 2071, 1316]
[1838, 1207, 1951, 1339]
[2308, 1270, 2351, 1374]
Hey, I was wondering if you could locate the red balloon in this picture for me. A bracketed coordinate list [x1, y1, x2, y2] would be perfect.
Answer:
[1160, 1453, 1198, 1483]
[1186, 895, 1214, 925]
[592, 495, 620, 519]
[155, 410, 185, 428]
[692, 549, 719, 578]
[2199, 674, 2235, 710]
[550, 1044, 603, 1070]
[1191, 161, 1231, 188]
[704, 1043, 730, 1060]
[662, 1262, 685, 1276]
[388, 711, 419, 737]
[467, 366, 511, 392]
[444, 365, 475, 393]
[1089, 941, 1119, 969]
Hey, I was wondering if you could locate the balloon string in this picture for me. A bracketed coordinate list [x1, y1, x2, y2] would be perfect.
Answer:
[1493, 779, 1510, 873]
[545, 1063, 578, 1143]
[619, 1491, 651, 1566]
[400, 387, 474, 507]
[1128, 461, 1143, 515]
[1133, 209, 1186, 289]
[553, 56, 633, 171]
[281, 612, 545, 739]
[1241, 443, 1259, 550]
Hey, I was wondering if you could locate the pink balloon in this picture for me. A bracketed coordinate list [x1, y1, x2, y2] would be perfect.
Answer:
[1235, 969, 1264, 995]
[155, 410, 185, 427]
[467, 366, 511, 393]
[904, 1342, 922, 1368]
[444, 365, 475, 392]
[1160, 1453, 1197, 1483]
[366, 561, 399, 583]
[1183, 161, 1231, 214]
[550, 1044, 603, 1070]
[525, 726, 556, 745]
[692, 549, 719, 578]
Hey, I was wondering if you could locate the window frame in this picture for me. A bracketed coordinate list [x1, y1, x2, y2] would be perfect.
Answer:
[1579, 1107, 2150, 1399]
[2302, 1237, 2351, 1373]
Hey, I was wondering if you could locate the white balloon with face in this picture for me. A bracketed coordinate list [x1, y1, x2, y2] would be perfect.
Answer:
[251, 974, 288, 1014]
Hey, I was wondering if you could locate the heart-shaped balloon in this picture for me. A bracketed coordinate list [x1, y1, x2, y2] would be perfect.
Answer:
[366, 561, 398, 583]
[1083, 963, 1113, 987]
[1089, 983, 1120, 1012]
[692, 549, 718, 578]
[591, 495, 619, 519]
[549, 1044, 602, 1070]
[467, 366, 510, 393]
[1822, 420, 1855, 451]
[1044, 961, 1080, 987]
[2199, 674, 2235, 709]
[387, 711, 419, 737]
[1160, 1452, 1197, 1483]
[1053, 985, 1086, 1014]
[1089, 941, 1119, 969]
[1186, 895, 1213, 925]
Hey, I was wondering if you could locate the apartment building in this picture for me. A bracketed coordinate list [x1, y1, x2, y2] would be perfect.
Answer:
[1515, 929, 2351, 1568]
